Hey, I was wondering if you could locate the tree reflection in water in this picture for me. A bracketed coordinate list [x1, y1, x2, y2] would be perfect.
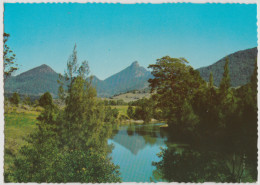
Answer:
[152, 146, 257, 182]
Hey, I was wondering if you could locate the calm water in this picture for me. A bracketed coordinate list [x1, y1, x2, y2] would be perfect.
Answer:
[108, 123, 257, 183]
[108, 123, 168, 182]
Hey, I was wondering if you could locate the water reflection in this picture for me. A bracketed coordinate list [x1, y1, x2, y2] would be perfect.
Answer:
[109, 123, 257, 182]
[152, 147, 257, 182]
[111, 123, 166, 155]
[109, 123, 167, 182]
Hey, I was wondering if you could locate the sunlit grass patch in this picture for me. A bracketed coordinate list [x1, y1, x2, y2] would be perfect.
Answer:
[4, 111, 39, 171]
[110, 105, 129, 116]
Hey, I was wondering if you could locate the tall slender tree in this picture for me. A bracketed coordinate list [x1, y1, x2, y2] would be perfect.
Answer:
[209, 72, 214, 88]
[4, 33, 18, 80]
[219, 57, 231, 98]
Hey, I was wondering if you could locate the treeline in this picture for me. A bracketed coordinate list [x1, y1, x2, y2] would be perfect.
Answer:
[127, 98, 162, 123]
[5, 46, 121, 182]
[103, 99, 128, 106]
[148, 56, 257, 182]
[5, 93, 39, 106]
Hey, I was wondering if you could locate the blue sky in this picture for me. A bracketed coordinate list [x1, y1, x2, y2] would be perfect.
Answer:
[4, 3, 257, 80]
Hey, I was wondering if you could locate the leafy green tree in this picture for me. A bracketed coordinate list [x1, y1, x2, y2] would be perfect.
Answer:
[39, 92, 54, 108]
[10, 45, 121, 183]
[134, 98, 153, 123]
[9, 92, 20, 106]
[4, 33, 18, 80]
[104, 106, 119, 123]
[127, 105, 135, 119]
[148, 56, 205, 132]
[109, 100, 117, 106]
[117, 99, 126, 105]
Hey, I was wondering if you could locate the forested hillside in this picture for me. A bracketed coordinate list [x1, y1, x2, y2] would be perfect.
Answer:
[197, 47, 257, 87]
[4, 64, 60, 97]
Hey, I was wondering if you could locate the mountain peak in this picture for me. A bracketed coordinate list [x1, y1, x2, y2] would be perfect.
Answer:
[131, 61, 139, 67]
[39, 64, 50, 68]
[38, 64, 55, 71]
[18, 64, 56, 77]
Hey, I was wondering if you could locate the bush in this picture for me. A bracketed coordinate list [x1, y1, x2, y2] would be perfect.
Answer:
[9, 92, 20, 106]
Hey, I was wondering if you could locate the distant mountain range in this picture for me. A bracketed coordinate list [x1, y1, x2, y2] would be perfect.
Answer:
[4, 61, 152, 98]
[92, 61, 152, 97]
[197, 47, 257, 87]
[4, 47, 257, 98]
[5, 64, 60, 97]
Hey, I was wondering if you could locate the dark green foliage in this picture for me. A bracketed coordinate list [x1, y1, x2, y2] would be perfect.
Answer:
[9, 92, 20, 106]
[9, 45, 121, 183]
[4, 33, 18, 80]
[4, 93, 40, 102]
[219, 58, 231, 98]
[116, 99, 127, 105]
[152, 148, 250, 182]
[150, 56, 257, 182]
[127, 105, 135, 119]
[134, 98, 153, 123]
[104, 106, 119, 123]
[39, 92, 54, 108]
[148, 56, 205, 133]
[197, 47, 257, 87]
[209, 72, 213, 88]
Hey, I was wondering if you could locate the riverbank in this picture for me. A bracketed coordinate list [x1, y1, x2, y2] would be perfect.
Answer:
[119, 118, 157, 124]
[119, 118, 168, 126]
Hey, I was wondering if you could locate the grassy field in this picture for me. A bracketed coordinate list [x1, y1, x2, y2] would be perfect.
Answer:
[110, 105, 129, 116]
[4, 110, 39, 172]
[112, 92, 150, 102]
[4, 105, 129, 169]
[105, 91, 151, 103]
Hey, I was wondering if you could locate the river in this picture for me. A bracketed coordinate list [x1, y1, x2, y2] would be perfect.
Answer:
[108, 123, 169, 182]
[108, 122, 257, 182]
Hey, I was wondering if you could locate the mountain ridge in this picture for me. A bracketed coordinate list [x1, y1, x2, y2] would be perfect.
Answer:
[5, 61, 152, 98]
[197, 47, 257, 87]
[5, 47, 257, 98]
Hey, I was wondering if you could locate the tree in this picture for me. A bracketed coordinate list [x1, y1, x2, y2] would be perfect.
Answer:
[39, 92, 54, 108]
[219, 58, 231, 99]
[134, 98, 153, 123]
[209, 72, 214, 88]
[23, 96, 32, 106]
[9, 92, 20, 106]
[218, 57, 235, 128]
[4, 33, 18, 80]
[127, 105, 135, 119]
[11, 45, 121, 183]
[148, 56, 205, 132]
[104, 106, 119, 123]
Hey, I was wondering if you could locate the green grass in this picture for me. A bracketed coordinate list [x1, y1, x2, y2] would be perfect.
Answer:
[4, 111, 39, 172]
[110, 105, 129, 116]
[109, 92, 151, 103]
